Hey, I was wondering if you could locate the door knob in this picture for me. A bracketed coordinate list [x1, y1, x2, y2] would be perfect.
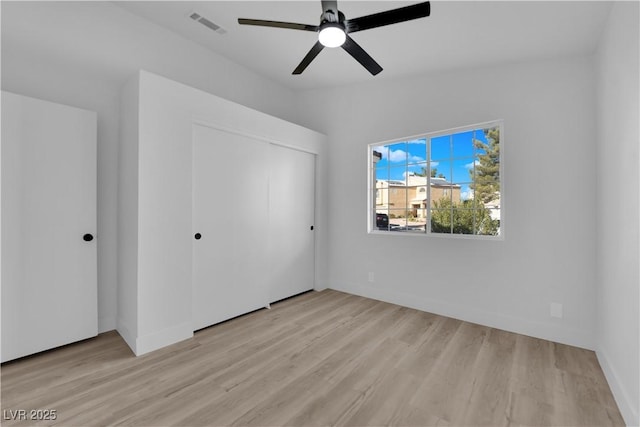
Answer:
[83, 233, 94, 242]
[194, 233, 202, 240]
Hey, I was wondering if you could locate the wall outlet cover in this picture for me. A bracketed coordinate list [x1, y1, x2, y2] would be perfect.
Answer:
[550, 302, 563, 318]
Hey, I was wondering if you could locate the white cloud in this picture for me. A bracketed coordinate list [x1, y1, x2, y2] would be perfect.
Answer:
[461, 189, 474, 200]
[388, 149, 424, 164]
[388, 149, 407, 162]
[465, 160, 480, 169]
[407, 138, 427, 145]
[372, 145, 425, 164]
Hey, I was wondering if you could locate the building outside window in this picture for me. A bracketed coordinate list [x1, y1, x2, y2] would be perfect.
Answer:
[370, 120, 502, 237]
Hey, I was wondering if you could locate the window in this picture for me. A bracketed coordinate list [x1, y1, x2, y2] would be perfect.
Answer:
[369, 120, 502, 237]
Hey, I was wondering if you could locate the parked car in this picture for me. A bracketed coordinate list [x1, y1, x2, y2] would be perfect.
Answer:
[376, 213, 389, 230]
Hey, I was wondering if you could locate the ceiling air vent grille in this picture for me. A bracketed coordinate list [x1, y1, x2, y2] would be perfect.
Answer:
[189, 11, 227, 35]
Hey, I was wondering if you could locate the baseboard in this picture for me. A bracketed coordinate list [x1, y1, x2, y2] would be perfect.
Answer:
[597, 350, 639, 427]
[330, 282, 595, 350]
[116, 319, 137, 354]
[134, 322, 193, 356]
[314, 282, 329, 291]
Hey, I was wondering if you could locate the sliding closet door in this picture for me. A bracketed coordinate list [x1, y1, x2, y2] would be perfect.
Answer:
[268, 145, 316, 302]
[192, 125, 269, 331]
[1, 92, 97, 362]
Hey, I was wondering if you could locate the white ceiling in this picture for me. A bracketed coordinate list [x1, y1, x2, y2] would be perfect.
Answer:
[117, 1, 612, 91]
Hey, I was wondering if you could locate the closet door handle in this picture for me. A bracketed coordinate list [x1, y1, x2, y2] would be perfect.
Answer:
[194, 233, 202, 240]
[83, 233, 94, 242]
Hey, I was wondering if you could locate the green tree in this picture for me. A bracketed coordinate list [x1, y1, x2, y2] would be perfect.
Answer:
[430, 198, 499, 235]
[415, 166, 444, 178]
[470, 127, 500, 203]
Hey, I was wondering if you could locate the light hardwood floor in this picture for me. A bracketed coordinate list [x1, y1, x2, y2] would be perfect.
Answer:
[1, 289, 624, 426]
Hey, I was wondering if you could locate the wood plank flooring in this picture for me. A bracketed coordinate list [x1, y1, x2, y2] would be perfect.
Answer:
[1, 289, 624, 426]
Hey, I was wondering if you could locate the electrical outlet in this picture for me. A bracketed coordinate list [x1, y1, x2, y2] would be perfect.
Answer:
[550, 302, 563, 319]
[368, 272, 375, 283]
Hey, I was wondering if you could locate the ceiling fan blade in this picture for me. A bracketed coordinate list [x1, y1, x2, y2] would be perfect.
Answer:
[293, 41, 325, 75]
[238, 18, 318, 32]
[342, 35, 382, 76]
[344, 2, 430, 33]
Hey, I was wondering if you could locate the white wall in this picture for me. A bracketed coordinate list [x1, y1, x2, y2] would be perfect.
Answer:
[116, 75, 139, 349]
[1, 1, 300, 332]
[296, 55, 598, 349]
[595, 3, 640, 426]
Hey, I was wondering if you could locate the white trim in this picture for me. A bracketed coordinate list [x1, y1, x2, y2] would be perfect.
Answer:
[597, 350, 640, 427]
[331, 281, 595, 350]
[135, 322, 193, 357]
[116, 319, 137, 355]
[191, 118, 320, 156]
[368, 229, 504, 241]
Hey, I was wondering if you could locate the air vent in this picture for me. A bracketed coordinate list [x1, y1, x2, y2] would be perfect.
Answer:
[189, 11, 227, 35]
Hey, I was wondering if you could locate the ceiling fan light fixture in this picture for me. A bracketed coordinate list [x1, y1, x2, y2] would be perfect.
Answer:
[318, 24, 346, 48]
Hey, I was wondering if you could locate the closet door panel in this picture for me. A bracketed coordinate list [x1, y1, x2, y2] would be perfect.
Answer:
[1, 92, 97, 362]
[192, 125, 269, 331]
[268, 145, 316, 302]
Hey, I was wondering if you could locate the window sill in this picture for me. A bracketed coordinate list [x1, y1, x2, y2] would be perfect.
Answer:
[367, 229, 504, 241]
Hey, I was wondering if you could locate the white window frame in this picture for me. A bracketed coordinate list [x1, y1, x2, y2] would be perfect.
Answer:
[368, 120, 504, 240]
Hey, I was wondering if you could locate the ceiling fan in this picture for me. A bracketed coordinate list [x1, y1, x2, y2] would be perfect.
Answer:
[238, 1, 431, 76]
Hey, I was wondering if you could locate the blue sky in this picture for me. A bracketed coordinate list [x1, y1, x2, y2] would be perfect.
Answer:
[373, 129, 490, 201]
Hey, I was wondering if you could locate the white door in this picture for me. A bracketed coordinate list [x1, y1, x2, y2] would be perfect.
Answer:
[192, 125, 269, 331]
[1, 92, 97, 362]
[268, 145, 316, 303]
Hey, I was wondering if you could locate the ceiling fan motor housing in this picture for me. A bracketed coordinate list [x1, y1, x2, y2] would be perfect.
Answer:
[321, 9, 345, 25]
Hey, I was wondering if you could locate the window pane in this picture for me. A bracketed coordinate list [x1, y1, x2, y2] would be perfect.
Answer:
[473, 126, 500, 188]
[388, 210, 408, 232]
[430, 208, 452, 234]
[452, 209, 477, 234]
[430, 160, 451, 181]
[407, 162, 428, 178]
[375, 168, 389, 181]
[485, 209, 501, 236]
[388, 186, 408, 210]
[452, 130, 475, 158]
[407, 201, 427, 233]
[431, 185, 452, 206]
[407, 139, 427, 165]
[375, 209, 390, 231]
[387, 142, 408, 165]
[473, 129, 489, 155]
[452, 158, 476, 183]
[388, 165, 408, 181]
[414, 185, 427, 199]
[458, 183, 474, 202]
[471, 177, 500, 205]
[474, 208, 500, 236]
[430, 135, 451, 160]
